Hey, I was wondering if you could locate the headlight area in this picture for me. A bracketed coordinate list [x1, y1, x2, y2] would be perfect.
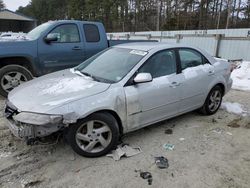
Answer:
[13, 112, 62, 125]
[10, 112, 64, 139]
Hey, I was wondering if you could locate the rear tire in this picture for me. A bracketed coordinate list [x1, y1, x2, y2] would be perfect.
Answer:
[200, 85, 223, 115]
[67, 112, 120, 157]
[0, 65, 33, 97]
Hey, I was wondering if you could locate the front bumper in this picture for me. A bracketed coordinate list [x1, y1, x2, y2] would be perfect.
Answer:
[5, 101, 64, 139]
[6, 118, 34, 139]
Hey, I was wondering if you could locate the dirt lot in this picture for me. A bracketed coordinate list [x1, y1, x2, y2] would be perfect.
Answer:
[0, 89, 250, 188]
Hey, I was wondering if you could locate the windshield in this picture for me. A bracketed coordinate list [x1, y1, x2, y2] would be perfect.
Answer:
[76, 47, 147, 83]
[27, 22, 52, 40]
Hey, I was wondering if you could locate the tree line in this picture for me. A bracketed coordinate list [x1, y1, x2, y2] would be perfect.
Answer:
[9, 0, 250, 32]
[0, 0, 5, 10]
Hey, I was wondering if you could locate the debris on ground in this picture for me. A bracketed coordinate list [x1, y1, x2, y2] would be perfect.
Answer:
[106, 144, 142, 161]
[24, 180, 42, 188]
[226, 132, 233, 136]
[163, 143, 175, 151]
[165, 129, 173, 134]
[227, 116, 250, 129]
[227, 119, 241, 128]
[140, 171, 153, 185]
[211, 127, 224, 134]
[21, 179, 42, 188]
[179, 138, 185, 141]
[155, 156, 169, 169]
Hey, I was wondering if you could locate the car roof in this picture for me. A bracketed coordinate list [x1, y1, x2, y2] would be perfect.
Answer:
[115, 42, 217, 64]
[115, 42, 196, 51]
[47, 20, 101, 25]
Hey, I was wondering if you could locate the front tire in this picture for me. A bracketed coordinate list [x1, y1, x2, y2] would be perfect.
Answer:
[67, 113, 120, 157]
[0, 65, 33, 97]
[200, 85, 223, 115]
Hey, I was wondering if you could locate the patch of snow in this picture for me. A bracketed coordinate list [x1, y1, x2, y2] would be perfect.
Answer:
[0, 151, 12, 159]
[40, 77, 95, 95]
[214, 57, 228, 62]
[231, 61, 250, 91]
[0, 32, 27, 41]
[183, 64, 211, 79]
[220, 101, 247, 115]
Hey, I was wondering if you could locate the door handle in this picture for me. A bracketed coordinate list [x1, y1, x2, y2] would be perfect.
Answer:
[72, 46, 82, 50]
[208, 70, 215, 75]
[170, 82, 181, 88]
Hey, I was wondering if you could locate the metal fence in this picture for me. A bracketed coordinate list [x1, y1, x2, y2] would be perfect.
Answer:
[108, 28, 250, 61]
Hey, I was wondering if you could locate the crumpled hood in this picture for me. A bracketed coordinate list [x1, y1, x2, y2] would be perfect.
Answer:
[8, 69, 111, 113]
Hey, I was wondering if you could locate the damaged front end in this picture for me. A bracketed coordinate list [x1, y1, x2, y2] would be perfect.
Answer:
[5, 100, 65, 144]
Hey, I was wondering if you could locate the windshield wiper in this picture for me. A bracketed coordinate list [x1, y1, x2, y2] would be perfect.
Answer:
[81, 71, 101, 82]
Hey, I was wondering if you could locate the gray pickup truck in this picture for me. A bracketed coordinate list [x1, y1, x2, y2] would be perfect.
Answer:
[0, 20, 151, 97]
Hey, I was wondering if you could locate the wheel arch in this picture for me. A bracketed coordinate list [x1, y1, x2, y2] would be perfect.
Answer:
[213, 83, 225, 96]
[0, 56, 35, 76]
[86, 109, 124, 135]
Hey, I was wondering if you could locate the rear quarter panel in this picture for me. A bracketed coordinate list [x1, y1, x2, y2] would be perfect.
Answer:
[208, 59, 232, 96]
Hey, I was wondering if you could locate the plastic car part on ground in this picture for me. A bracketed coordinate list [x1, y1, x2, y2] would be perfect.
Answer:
[140, 171, 153, 185]
[163, 143, 175, 151]
[106, 144, 142, 161]
[155, 156, 169, 169]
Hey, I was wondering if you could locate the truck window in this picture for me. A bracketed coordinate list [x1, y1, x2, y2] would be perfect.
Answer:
[83, 24, 100, 42]
[48, 24, 80, 43]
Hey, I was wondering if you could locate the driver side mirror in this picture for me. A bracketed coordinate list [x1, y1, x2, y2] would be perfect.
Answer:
[44, 33, 59, 43]
[134, 73, 153, 84]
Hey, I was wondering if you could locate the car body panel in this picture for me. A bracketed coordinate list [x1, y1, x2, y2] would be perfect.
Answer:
[8, 69, 111, 113]
[124, 73, 182, 130]
[6, 43, 233, 138]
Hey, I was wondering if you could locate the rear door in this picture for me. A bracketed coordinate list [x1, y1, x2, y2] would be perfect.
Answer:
[124, 49, 182, 130]
[177, 48, 215, 112]
[38, 23, 85, 73]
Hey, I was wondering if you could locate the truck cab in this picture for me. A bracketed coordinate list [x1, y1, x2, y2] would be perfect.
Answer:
[0, 20, 109, 96]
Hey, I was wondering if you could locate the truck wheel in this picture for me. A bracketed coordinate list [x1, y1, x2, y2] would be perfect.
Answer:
[199, 85, 223, 115]
[67, 112, 120, 157]
[0, 65, 33, 97]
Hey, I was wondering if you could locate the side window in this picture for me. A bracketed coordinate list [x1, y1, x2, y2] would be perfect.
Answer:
[83, 24, 100, 42]
[49, 24, 80, 43]
[179, 49, 204, 70]
[139, 50, 177, 78]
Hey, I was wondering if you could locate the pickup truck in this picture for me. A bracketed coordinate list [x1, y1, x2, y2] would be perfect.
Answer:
[0, 20, 152, 97]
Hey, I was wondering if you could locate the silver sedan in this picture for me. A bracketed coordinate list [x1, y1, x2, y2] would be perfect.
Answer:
[5, 43, 233, 157]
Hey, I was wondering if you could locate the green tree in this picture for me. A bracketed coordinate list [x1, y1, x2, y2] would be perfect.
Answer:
[68, 0, 85, 20]
[15, 0, 250, 31]
[0, 0, 5, 10]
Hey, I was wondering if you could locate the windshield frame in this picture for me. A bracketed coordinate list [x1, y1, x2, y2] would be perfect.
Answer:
[75, 47, 148, 84]
[27, 22, 53, 40]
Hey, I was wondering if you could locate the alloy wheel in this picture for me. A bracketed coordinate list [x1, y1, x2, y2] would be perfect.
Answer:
[1, 71, 28, 93]
[75, 120, 112, 153]
[208, 89, 222, 112]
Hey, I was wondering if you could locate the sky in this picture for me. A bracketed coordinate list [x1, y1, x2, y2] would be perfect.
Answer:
[3, 0, 31, 11]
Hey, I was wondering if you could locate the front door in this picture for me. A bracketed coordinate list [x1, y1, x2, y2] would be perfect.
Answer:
[124, 49, 182, 130]
[38, 23, 85, 73]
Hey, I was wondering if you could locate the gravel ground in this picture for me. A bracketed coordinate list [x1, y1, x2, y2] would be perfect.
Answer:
[0, 89, 250, 188]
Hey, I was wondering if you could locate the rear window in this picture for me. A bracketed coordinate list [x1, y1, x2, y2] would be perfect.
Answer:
[83, 24, 100, 42]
